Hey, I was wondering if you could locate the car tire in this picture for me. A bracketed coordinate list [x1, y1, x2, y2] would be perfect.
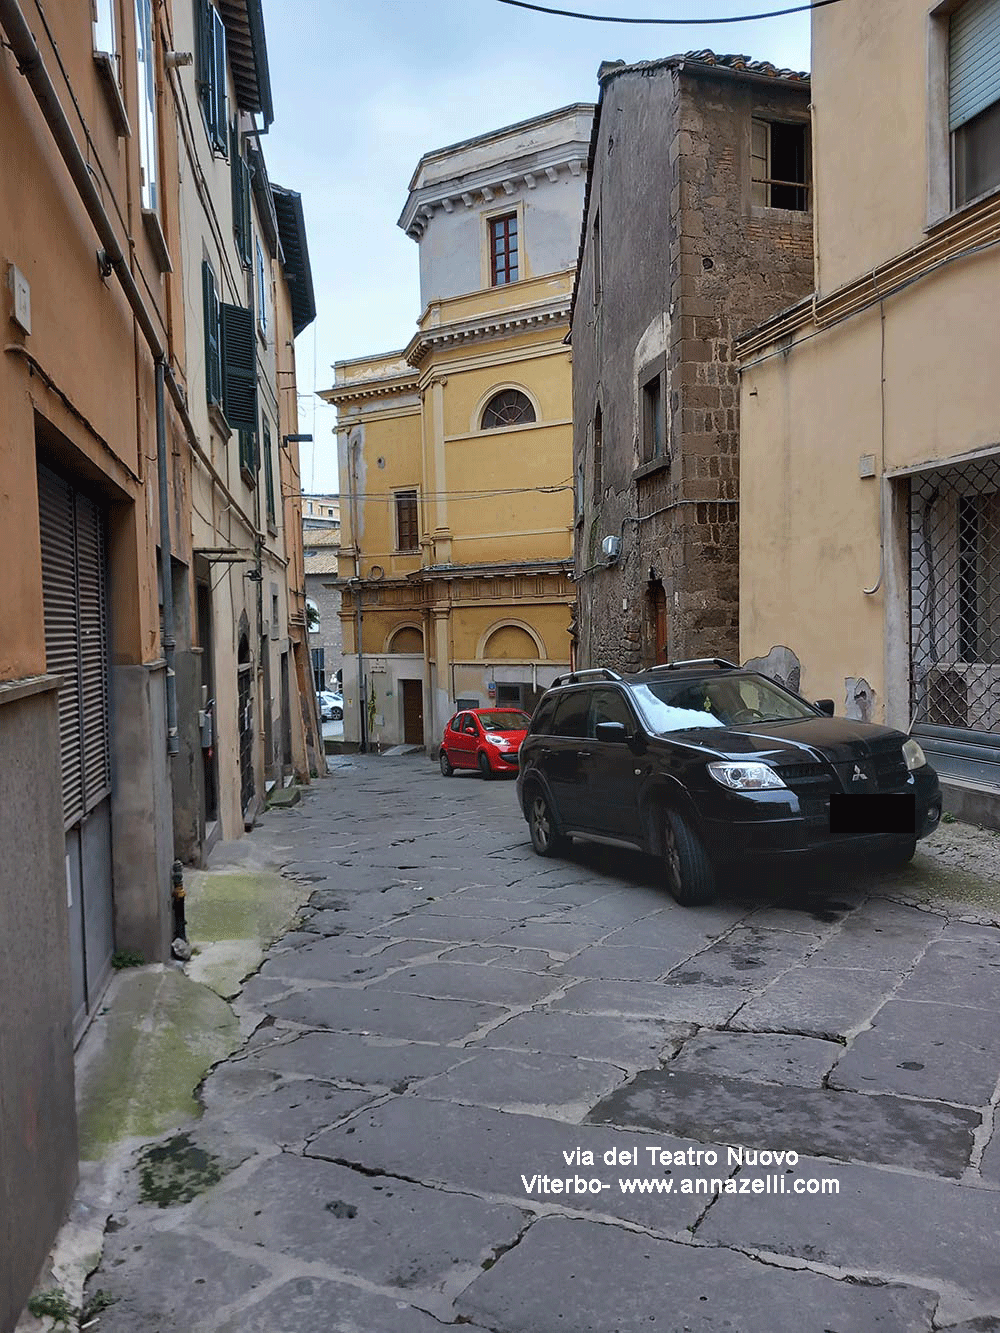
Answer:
[874, 836, 917, 870]
[526, 787, 567, 857]
[477, 751, 493, 780]
[332, 707, 343, 721]
[661, 809, 716, 906]
[439, 750, 454, 777]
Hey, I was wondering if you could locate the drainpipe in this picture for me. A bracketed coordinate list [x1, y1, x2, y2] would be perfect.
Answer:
[349, 437, 367, 753]
[155, 361, 179, 757]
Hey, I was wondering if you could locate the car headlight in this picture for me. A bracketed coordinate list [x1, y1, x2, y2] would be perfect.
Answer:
[902, 738, 927, 771]
[485, 734, 507, 747]
[707, 761, 787, 791]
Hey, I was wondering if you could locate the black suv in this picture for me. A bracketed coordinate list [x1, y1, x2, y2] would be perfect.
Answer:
[516, 660, 942, 905]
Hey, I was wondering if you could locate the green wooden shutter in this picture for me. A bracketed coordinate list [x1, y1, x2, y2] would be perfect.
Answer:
[221, 301, 257, 431]
[202, 260, 221, 405]
[230, 122, 245, 257]
[264, 419, 275, 522]
[212, 9, 228, 153]
[241, 158, 252, 266]
[195, 0, 212, 122]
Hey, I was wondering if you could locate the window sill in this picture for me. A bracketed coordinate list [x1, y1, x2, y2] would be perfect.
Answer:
[267, 520, 278, 537]
[141, 208, 172, 273]
[93, 52, 131, 138]
[926, 184, 1000, 237]
[208, 402, 231, 439]
[633, 456, 671, 483]
[240, 465, 258, 490]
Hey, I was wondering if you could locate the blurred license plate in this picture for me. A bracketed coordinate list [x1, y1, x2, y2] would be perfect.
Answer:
[829, 794, 915, 834]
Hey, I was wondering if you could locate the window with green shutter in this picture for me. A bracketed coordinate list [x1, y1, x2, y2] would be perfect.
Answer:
[264, 419, 275, 525]
[230, 122, 252, 266]
[221, 300, 257, 432]
[195, 0, 227, 155]
[202, 260, 221, 406]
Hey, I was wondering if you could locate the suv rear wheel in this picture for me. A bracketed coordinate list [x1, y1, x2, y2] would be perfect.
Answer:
[527, 788, 567, 857]
[662, 809, 716, 906]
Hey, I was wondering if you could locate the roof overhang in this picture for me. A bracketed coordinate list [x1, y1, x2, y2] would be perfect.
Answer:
[218, 0, 273, 127]
[273, 185, 316, 336]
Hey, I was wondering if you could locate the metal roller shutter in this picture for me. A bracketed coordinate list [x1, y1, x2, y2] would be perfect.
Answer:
[950, 0, 1000, 130]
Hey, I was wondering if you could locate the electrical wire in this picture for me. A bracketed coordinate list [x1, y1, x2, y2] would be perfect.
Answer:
[494, 0, 844, 23]
[283, 483, 573, 502]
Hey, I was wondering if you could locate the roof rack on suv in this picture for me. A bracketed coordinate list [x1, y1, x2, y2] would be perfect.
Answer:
[648, 658, 740, 673]
[551, 667, 623, 687]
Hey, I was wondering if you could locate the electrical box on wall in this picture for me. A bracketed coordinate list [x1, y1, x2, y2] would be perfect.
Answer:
[8, 263, 30, 334]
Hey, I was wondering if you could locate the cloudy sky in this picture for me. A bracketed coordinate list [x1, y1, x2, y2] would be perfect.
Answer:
[262, 0, 814, 492]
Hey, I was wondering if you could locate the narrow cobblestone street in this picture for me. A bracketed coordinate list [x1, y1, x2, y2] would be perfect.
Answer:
[82, 756, 1000, 1332]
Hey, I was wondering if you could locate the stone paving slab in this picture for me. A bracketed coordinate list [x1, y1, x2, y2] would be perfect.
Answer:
[266, 987, 507, 1042]
[215, 1277, 494, 1333]
[381, 912, 512, 943]
[552, 978, 753, 1025]
[191, 1153, 526, 1296]
[365, 961, 561, 1007]
[829, 999, 1000, 1105]
[602, 906, 748, 948]
[454, 1216, 936, 1332]
[805, 899, 944, 970]
[699, 1156, 1000, 1317]
[728, 964, 901, 1039]
[237, 1030, 465, 1090]
[486, 920, 616, 952]
[557, 942, 687, 980]
[416, 1047, 627, 1119]
[981, 1115, 1000, 1184]
[663, 924, 813, 988]
[81, 1229, 272, 1332]
[258, 940, 424, 985]
[308, 1097, 712, 1233]
[669, 1030, 843, 1087]
[476, 1009, 690, 1065]
[403, 895, 565, 920]
[586, 1068, 980, 1176]
[896, 937, 1000, 1010]
[440, 943, 567, 971]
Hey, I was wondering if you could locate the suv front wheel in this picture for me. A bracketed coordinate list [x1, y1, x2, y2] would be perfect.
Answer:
[661, 809, 716, 906]
[527, 788, 567, 857]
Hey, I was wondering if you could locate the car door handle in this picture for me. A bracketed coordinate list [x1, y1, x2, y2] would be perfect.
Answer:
[576, 749, 593, 759]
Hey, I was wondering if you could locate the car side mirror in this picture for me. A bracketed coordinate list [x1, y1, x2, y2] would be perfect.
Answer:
[815, 699, 835, 717]
[595, 721, 628, 744]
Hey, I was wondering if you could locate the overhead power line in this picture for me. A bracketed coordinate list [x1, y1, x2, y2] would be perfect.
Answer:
[494, 0, 843, 23]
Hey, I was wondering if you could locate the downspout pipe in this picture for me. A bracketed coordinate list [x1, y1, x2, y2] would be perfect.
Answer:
[155, 361, 180, 756]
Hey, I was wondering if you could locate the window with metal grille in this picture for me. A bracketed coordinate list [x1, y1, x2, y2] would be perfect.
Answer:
[593, 402, 603, 500]
[910, 457, 1000, 737]
[641, 367, 667, 464]
[395, 490, 419, 551]
[950, 0, 1000, 206]
[481, 389, 535, 430]
[489, 213, 519, 285]
[751, 119, 809, 210]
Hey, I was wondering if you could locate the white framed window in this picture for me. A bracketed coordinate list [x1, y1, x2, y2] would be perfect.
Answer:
[134, 0, 158, 211]
[93, 0, 116, 54]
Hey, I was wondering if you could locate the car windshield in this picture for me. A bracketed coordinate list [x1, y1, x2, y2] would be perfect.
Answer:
[631, 673, 815, 734]
[479, 711, 531, 731]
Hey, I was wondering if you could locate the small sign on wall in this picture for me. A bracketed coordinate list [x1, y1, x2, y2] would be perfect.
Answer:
[487, 681, 496, 696]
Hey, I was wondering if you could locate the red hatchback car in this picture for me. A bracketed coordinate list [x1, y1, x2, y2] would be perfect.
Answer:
[439, 708, 532, 779]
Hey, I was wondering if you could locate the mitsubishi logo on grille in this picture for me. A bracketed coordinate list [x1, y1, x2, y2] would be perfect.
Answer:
[851, 763, 868, 783]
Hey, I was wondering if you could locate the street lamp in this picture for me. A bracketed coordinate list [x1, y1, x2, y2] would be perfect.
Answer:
[282, 433, 312, 449]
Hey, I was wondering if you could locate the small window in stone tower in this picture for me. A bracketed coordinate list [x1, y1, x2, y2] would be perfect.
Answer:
[751, 119, 809, 210]
[481, 389, 536, 430]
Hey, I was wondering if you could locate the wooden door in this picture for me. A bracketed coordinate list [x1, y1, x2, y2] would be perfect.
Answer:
[402, 679, 424, 745]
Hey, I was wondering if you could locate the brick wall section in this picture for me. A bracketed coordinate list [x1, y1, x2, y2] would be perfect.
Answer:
[572, 61, 814, 672]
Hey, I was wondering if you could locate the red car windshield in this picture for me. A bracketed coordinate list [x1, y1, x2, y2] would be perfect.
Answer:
[478, 711, 531, 732]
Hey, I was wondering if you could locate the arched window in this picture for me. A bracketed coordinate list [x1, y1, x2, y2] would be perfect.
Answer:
[481, 389, 536, 431]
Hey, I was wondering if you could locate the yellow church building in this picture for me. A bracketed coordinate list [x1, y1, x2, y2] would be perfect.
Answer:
[323, 104, 593, 750]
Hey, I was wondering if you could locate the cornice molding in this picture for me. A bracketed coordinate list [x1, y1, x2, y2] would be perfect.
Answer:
[405, 295, 571, 367]
[399, 147, 587, 239]
[322, 376, 421, 407]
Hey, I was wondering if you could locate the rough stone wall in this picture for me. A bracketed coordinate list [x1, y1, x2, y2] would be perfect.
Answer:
[572, 62, 814, 672]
